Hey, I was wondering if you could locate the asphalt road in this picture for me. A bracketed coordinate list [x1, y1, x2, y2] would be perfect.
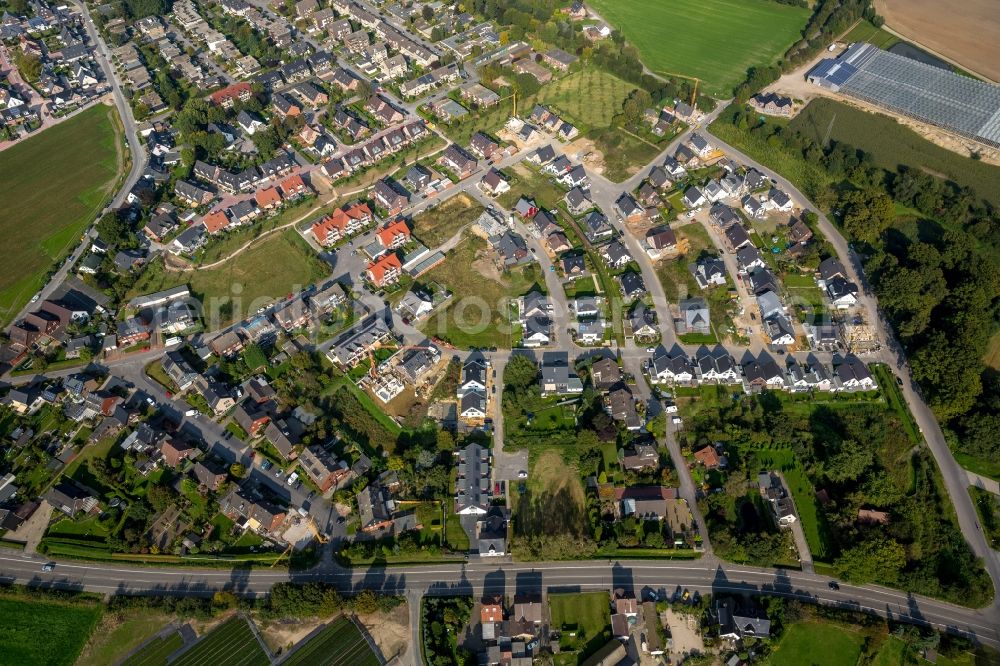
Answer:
[2, 551, 997, 648]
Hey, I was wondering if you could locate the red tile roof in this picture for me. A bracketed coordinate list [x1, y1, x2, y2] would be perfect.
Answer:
[209, 82, 252, 105]
[481, 604, 503, 623]
[376, 218, 410, 247]
[255, 187, 282, 208]
[279, 174, 307, 197]
[367, 253, 402, 286]
[203, 210, 230, 234]
[310, 202, 372, 242]
[693, 446, 721, 468]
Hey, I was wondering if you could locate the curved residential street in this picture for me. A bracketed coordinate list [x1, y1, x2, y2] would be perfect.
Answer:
[1, 4, 997, 660]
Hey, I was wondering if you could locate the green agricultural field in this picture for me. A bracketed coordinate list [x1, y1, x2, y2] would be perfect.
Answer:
[420, 232, 543, 349]
[119, 628, 184, 666]
[0, 595, 104, 665]
[789, 98, 1000, 207]
[0, 104, 123, 326]
[766, 622, 866, 666]
[536, 66, 638, 130]
[171, 616, 269, 666]
[589, 0, 810, 95]
[127, 229, 329, 329]
[282, 617, 379, 666]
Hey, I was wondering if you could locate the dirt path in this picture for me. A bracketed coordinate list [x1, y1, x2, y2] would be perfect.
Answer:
[874, 0, 1000, 83]
[168, 137, 452, 273]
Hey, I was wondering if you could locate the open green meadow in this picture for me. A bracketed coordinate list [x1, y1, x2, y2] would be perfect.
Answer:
[127, 228, 329, 328]
[536, 67, 638, 130]
[282, 617, 380, 666]
[789, 98, 1000, 206]
[412, 193, 485, 248]
[0, 104, 123, 326]
[171, 616, 269, 666]
[419, 232, 543, 349]
[767, 622, 866, 666]
[589, 0, 810, 95]
[0, 595, 103, 665]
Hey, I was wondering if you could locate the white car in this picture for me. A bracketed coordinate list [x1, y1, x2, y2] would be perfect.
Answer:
[517, 470, 528, 479]
[286, 472, 299, 485]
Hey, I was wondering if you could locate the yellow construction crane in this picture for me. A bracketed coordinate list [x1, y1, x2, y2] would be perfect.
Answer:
[497, 88, 518, 118]
[657, 71, 701, 108]
[306, 518, 329, 544]
[269, 517, 328, 567]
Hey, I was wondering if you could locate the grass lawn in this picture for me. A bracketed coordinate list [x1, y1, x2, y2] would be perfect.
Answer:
[0, 595, 104, 665]
[782, 465, 828, 560]
[842, 19, 900, 49]
[171, 616, 269, 666]
[782, 272, 826, 319]
[954, 452, 1000, 482]
[445, 513, 470, 551]
[969, 486, 1000, 550]
[870, 364, 921, 444]
[589, 0, 810, 95]
[535, 66, 638, 130]
[497, 163, 568, 211]
[766, 621, 866, 666]
[789, 98, 1000, 207]
[0, 103, 123, 326]
[440, 94, 529, 146]
[127, 229, 330, 329]
[549, 592, 612, 665]
[983, 330, 1000, 370]
[589, 126, 663, 183]
[282, 617, 379, 666]
[532, 403, 576, 430]
[514, 449, 588, 538]
[412, 193, 485, 248]
[419, 232, 543, 349]
[83, 612, 175, 666]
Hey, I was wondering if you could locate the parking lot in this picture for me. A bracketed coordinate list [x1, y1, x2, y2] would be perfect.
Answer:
[493, 448, 529, 483]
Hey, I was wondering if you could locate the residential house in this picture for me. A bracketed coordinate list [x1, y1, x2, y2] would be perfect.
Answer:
[540, 352, 583, 396]
[691, 257, 727, 289]
[455, 443, 490, 515]
[678, 298, 710, 335]
[439, 143, 478, 179]
[298, 444, 350, 492]
[366, 253, 403, 287]
[372, 178, 409, 215]
[650, 348, 695, 384]
[591, 357, 622, 390]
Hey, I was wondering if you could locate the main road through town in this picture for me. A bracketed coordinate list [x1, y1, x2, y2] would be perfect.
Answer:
[1, 550, 998, 649]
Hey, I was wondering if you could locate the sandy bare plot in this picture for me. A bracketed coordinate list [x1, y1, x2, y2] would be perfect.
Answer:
[665, 609, 706, 662]
[875, 0, 1000, 82]
[358, 603, 410, 663]
[259, 617, 326, 656]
